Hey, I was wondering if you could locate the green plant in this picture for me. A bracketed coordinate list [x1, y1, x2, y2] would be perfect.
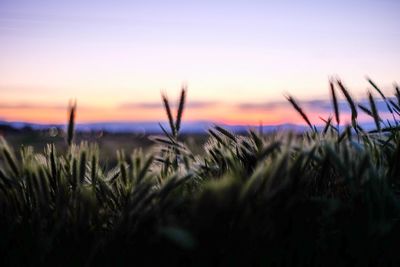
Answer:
[1, 78, 400, 266]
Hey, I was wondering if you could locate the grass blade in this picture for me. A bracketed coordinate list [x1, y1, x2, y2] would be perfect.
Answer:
[330, 80, 340, 125]
[161, 92, 176, 136]
[175, 86, 187, 134]
[337, 80, 357, 127]
[368, 91, 381, 132]
[286, 95, 313, 130]
[67, 100, 77, 147]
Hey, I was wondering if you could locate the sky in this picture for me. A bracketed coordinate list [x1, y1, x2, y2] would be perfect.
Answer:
[0, 0, 399, 125]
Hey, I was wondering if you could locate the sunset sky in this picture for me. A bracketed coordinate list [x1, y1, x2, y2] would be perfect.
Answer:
[1, 0, 399, 125]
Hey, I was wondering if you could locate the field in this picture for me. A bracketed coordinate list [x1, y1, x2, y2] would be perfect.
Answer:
[1, 79, 400, 266]
[0, 127, 208, 165]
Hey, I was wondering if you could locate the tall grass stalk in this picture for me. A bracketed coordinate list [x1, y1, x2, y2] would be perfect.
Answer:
[0, 78, 400, 266]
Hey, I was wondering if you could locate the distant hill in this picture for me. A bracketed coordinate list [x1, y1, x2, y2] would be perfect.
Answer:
[0, 120, 307, 134]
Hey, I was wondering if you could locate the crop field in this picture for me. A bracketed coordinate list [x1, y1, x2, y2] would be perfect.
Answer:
[0, 129, 209, 165]
[1, 79, 400, 266]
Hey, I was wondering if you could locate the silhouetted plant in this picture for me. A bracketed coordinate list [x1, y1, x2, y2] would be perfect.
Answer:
[1, 78, 400, 266]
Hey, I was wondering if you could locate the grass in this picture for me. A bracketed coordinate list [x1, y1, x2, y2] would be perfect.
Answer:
[1, 79, 400, 266]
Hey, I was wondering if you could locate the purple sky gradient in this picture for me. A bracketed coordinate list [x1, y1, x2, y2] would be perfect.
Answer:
[0, 0, 399, 123]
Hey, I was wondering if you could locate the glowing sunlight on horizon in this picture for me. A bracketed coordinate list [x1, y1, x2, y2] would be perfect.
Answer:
[1, 0, 399, 125]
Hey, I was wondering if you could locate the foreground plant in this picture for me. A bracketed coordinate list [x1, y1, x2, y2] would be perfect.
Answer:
[1, 79, 400, 266]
